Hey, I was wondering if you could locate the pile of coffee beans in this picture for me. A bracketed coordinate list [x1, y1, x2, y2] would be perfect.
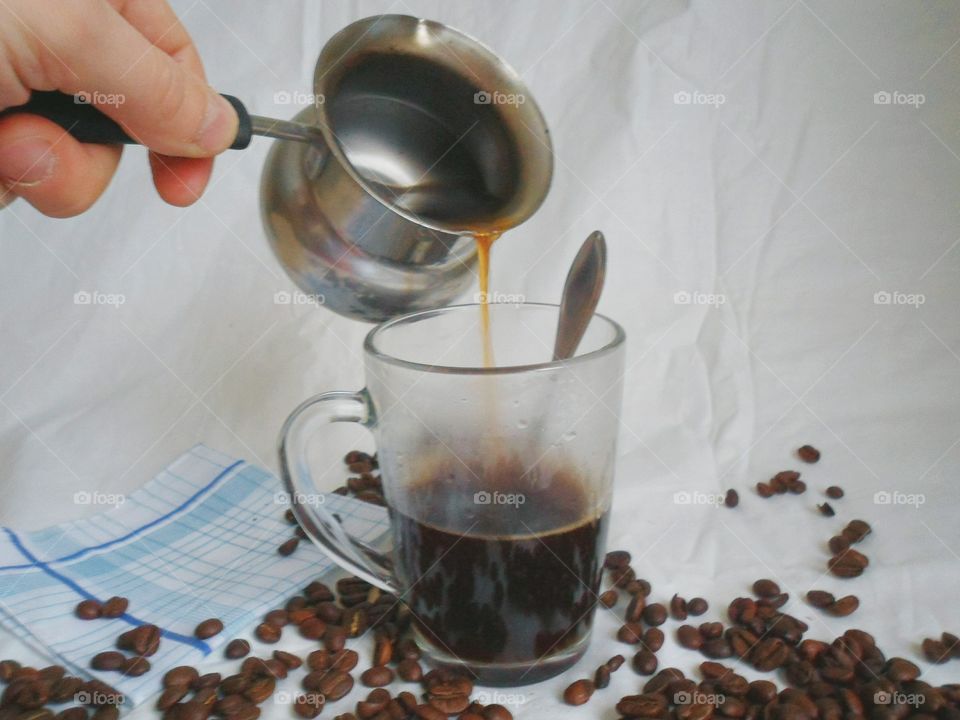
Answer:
[0, 660, 122, 720]
[276, 451, 385, 557]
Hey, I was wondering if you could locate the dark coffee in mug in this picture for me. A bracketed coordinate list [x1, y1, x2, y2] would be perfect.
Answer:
[390, 456, 608, 683]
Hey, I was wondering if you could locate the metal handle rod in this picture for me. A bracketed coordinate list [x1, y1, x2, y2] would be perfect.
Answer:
[250, 115, 323, 144]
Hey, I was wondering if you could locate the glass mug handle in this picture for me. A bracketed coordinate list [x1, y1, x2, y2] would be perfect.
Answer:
[278, 389, 399, 594]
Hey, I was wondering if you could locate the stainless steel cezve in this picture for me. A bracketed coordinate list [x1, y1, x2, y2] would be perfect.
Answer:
[260, 15, 554, 322]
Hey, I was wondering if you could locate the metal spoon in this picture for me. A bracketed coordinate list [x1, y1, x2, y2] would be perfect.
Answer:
[553, 231, 607, 361]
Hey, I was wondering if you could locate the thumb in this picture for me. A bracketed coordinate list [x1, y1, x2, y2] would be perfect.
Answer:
[51, 2, 238, 158]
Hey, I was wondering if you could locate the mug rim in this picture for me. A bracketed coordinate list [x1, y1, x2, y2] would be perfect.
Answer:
[363, 302, 626, 375]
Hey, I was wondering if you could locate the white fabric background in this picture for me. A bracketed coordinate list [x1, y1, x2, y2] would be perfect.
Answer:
[1, 0, 959, 716]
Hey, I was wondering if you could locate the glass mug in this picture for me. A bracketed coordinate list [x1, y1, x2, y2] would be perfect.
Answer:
[279, 303, 625, 685]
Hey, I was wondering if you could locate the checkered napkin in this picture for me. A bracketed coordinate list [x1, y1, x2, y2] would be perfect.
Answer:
[0, 444, 390, 707]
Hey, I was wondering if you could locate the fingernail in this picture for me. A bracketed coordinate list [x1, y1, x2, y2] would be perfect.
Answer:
[197, 90, 237, 153]
[0, 137, 57, 186]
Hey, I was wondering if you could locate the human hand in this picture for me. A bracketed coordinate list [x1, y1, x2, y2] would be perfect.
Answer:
[0, 0, 238, 216]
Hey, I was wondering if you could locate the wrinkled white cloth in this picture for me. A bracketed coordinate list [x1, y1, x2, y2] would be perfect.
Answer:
[1, 1, 959, 717]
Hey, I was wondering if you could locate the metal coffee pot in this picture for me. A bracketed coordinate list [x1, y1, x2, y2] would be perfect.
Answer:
[260, 15, 554, 322]
[0, 15, 552, 322]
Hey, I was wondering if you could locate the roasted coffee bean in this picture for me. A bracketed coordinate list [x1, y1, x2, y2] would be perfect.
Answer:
[360, 666, 393, 687]
[329, 649, 359, 674]
[826, 486, 844, 499]
[727, 627, 759, 658]
[828, 549, 869, 578]
[482, 705, 513, 720]
[56, 709, 88, 720]
[157, 685, 190, 711]
[50, 677, 83, 703]
[643, 628, 665, 652]
[75, 600, 102, 620]
[163, 665, 200, 688]
[678, 625, 703, 650]
[798, 445, 820, 463]
[342, 608, 368, 637]
[122, 656, 150, 677]
[698, 661, 730, 679]
[844, 520, 871, 543]
[563, 679, 594, 706]
[254, 623, 280, 644]
[818, 503, 835, 517]
[756, 482, 774, 498]
[606, 654, 625, 671]
[90, 652, 125, 672]
[604, 550, 632, 569]
[271, 651, 301, 670]
[396, 658, 422, 682]
[617, 693, 668, 718]
[305, 651, 331, 672]
[633, 650, 658, 675]
[627, 578, 653, 597]
[617, 623, 643, 644]
[277, 538, 299, 556]
[885, 657, 920, 682]
[325, 627, 347, 652]
[771, 471, 800, 493]
[194, 619, 223, 640]
[700, 622, 724, 640]
[752, 638, 790, 671]
[806, 590, 835, 608]
[599, 590, 619, 608]
[243, 676, 275, 705]
[101, 597, 128, 619]
[758, 592, 789, 609]
[922, 638, 950, 664]
[724, 489, 739, 508]
[625, 595, 645, 622]
[116, 624, 160, 656]
[219, 675, 249, 696]
[747, 680, 778, 704]
[702, 637, 734, 659]
[293, 694, 325, 720]
[0, 659, 20, 681]
[318, 671, 353, 702]
[688, 597, 709, 616]
[6, 680, 49, 709]
[263, 609, 290, 627]
[643, 603, 668, 626]
[828, 535, 850, 555]
[671, 594, 688, 620]
[594, 665, 611, 689]
[214, 695, 247, 717]
[753, 579, 781, 598]
[942, 632, 960, 659]
[372, 638, 392, 668]
[225, 639, 250, 659]
[611, 566, 637, 588]
[90, 709, 118, 720]
[194, 673, 220, 689]
[827, 595, 859, 616]
[298, 618, 326, 640]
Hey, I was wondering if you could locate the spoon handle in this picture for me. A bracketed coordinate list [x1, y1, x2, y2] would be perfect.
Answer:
[0, 90, 254, 150]
[553, 230, 607, 361]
